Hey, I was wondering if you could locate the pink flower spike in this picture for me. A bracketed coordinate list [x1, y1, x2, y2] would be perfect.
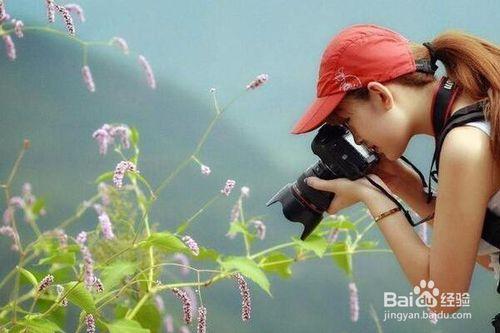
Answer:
[109, 125, 131, 149]
[233, 273, 251, 321]
[98, 182, 111, 206]
[2, 35, 16, 61]
[13, 20, 24, 38]
[220, 179, 236, 196]
[200, 164, 211, 176]
[98, 210, 115, 240]
[55, 4, 75, 36]
[85, 313, 96, 333]
[0, 1, 6, 22]
[348, 281, 359, 322]
[155, 295, 165, 313]
[0, 226, 19, 251]
[179, 326, 190, 333]
[112, 160, 138, 189]
[93, 276, 104, 293]
[229, 199, 240, 223]
[138, 54, 156, 89]
[76, 231, 87, 245]
[2, 207, 13, 225]
[45, 0, 55, 23]
[81, 65, 96, 92]
[37, 274, 55, 293]
[197, 306, 207, 333]
[53, 228, 68, 248]
[65, 4, 85, 23]
[80, 243, 95, 289]
[163, 314, 174, 333]
[251, 220, 266, 240]
[8, 196, 24, 208]
[56, 284, 68, 307]
[182, 235, 199, 256]
[172, 287, 193, 324]
[172, 253, 190, 276]
[246, 73, 269, 90]
[111, 37, 129, 55]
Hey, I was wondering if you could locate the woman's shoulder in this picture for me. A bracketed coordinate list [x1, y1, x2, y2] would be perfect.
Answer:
[440, 123, 500, 198]
[441, 124, 492, 162]
[463, 120, 491, 136]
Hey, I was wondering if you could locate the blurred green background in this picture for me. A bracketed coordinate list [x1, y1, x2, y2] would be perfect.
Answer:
[1, 0, 499, 332]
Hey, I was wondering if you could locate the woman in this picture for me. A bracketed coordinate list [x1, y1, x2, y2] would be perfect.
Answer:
[291, 24, 500, 324]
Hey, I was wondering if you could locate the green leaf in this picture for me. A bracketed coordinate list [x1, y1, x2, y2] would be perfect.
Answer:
[63, 281, 96, 314]
[18, 267, 38, 287]
[136, 303, 160, 333]
[220, 256, 271, 296]
[95, 171, 114, 184]
[196, 247, 220, 262]
[320, 218, 356, 230]
[293, 234, 328, 257]
[130, 127, 140, 147]
[138, 232, 187, 253]
[175, 220, 190, 234]
[50, 266, 75, 284]
[36, 299, 66, 329]
[226, 221, 251, 238]
[107, 319, 150, 333]
[32, 197, 46, 215]
[38, 252, 76, 266]
[100, 261, 137, 291]
[114, 304, 129, 319]
[331, 242, 352, 277]
[259, 252, 293, 279]
[16, 318, 63, 333]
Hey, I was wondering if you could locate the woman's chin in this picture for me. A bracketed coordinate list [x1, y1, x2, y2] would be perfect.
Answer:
[383, 151, 398, 162]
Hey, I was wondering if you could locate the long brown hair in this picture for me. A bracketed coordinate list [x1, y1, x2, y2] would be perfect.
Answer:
[339, 30, 500, 160]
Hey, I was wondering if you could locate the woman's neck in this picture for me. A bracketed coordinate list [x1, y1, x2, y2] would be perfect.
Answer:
[412, 79, 483, 137]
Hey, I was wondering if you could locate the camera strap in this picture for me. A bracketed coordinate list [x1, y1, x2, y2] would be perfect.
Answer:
[361, 77, 473, 228]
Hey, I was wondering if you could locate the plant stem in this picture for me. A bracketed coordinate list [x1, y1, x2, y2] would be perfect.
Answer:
[125, 292, 150, 320]
[249, 241, 296, 260]
[58, 193, 101, 229]
[258, 249, 393, 267]
[175, 194, 220, 235]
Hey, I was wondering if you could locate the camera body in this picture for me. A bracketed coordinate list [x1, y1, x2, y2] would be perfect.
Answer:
[266, 123, 379, 240]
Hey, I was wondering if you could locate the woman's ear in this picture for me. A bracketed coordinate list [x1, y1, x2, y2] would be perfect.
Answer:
[366, 81, 394, 111]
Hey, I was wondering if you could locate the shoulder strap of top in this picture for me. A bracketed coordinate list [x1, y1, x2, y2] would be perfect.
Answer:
[431, 99, 488, 176]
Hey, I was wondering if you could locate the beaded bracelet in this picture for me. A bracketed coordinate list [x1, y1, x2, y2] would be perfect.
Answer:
[374, 207, 402, 223]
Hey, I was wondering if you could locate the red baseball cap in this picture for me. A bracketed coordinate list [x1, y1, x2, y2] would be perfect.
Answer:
[291, 24, 418, 134]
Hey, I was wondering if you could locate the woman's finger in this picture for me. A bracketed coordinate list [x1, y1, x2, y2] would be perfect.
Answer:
[326, 197, 341, 215]
[304, 177, 338, 193]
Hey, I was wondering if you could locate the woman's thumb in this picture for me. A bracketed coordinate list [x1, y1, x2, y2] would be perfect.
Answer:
[304, 177, 336, 192]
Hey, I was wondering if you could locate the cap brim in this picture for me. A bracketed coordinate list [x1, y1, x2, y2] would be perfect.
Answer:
[290, 92, 345, 134]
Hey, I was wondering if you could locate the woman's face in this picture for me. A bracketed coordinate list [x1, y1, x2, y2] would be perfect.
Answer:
[326, 82, 411, 161]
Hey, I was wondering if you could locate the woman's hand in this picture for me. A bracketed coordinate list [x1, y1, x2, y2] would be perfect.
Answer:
[369, 154, 424, 196]
[305, 174, 393, 215]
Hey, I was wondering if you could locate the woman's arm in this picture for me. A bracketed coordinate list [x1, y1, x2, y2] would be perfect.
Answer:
[362, 126, 497, 314]
[389, 158, 494, 272]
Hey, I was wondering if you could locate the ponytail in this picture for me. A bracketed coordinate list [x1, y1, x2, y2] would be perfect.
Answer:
[430, 30, 500, 159]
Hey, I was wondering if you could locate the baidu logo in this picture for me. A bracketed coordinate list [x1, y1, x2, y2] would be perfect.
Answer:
[384, 279, 470, 309]
[382, 279, 472, 322]
[413, 279, 440, 308]
[384, 279, 440, 308]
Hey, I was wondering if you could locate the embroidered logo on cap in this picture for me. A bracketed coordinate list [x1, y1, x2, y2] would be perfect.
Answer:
[334, 67, 362, 92]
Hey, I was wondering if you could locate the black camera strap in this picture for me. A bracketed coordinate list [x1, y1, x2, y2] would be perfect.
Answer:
[356, 79, 458, 226]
